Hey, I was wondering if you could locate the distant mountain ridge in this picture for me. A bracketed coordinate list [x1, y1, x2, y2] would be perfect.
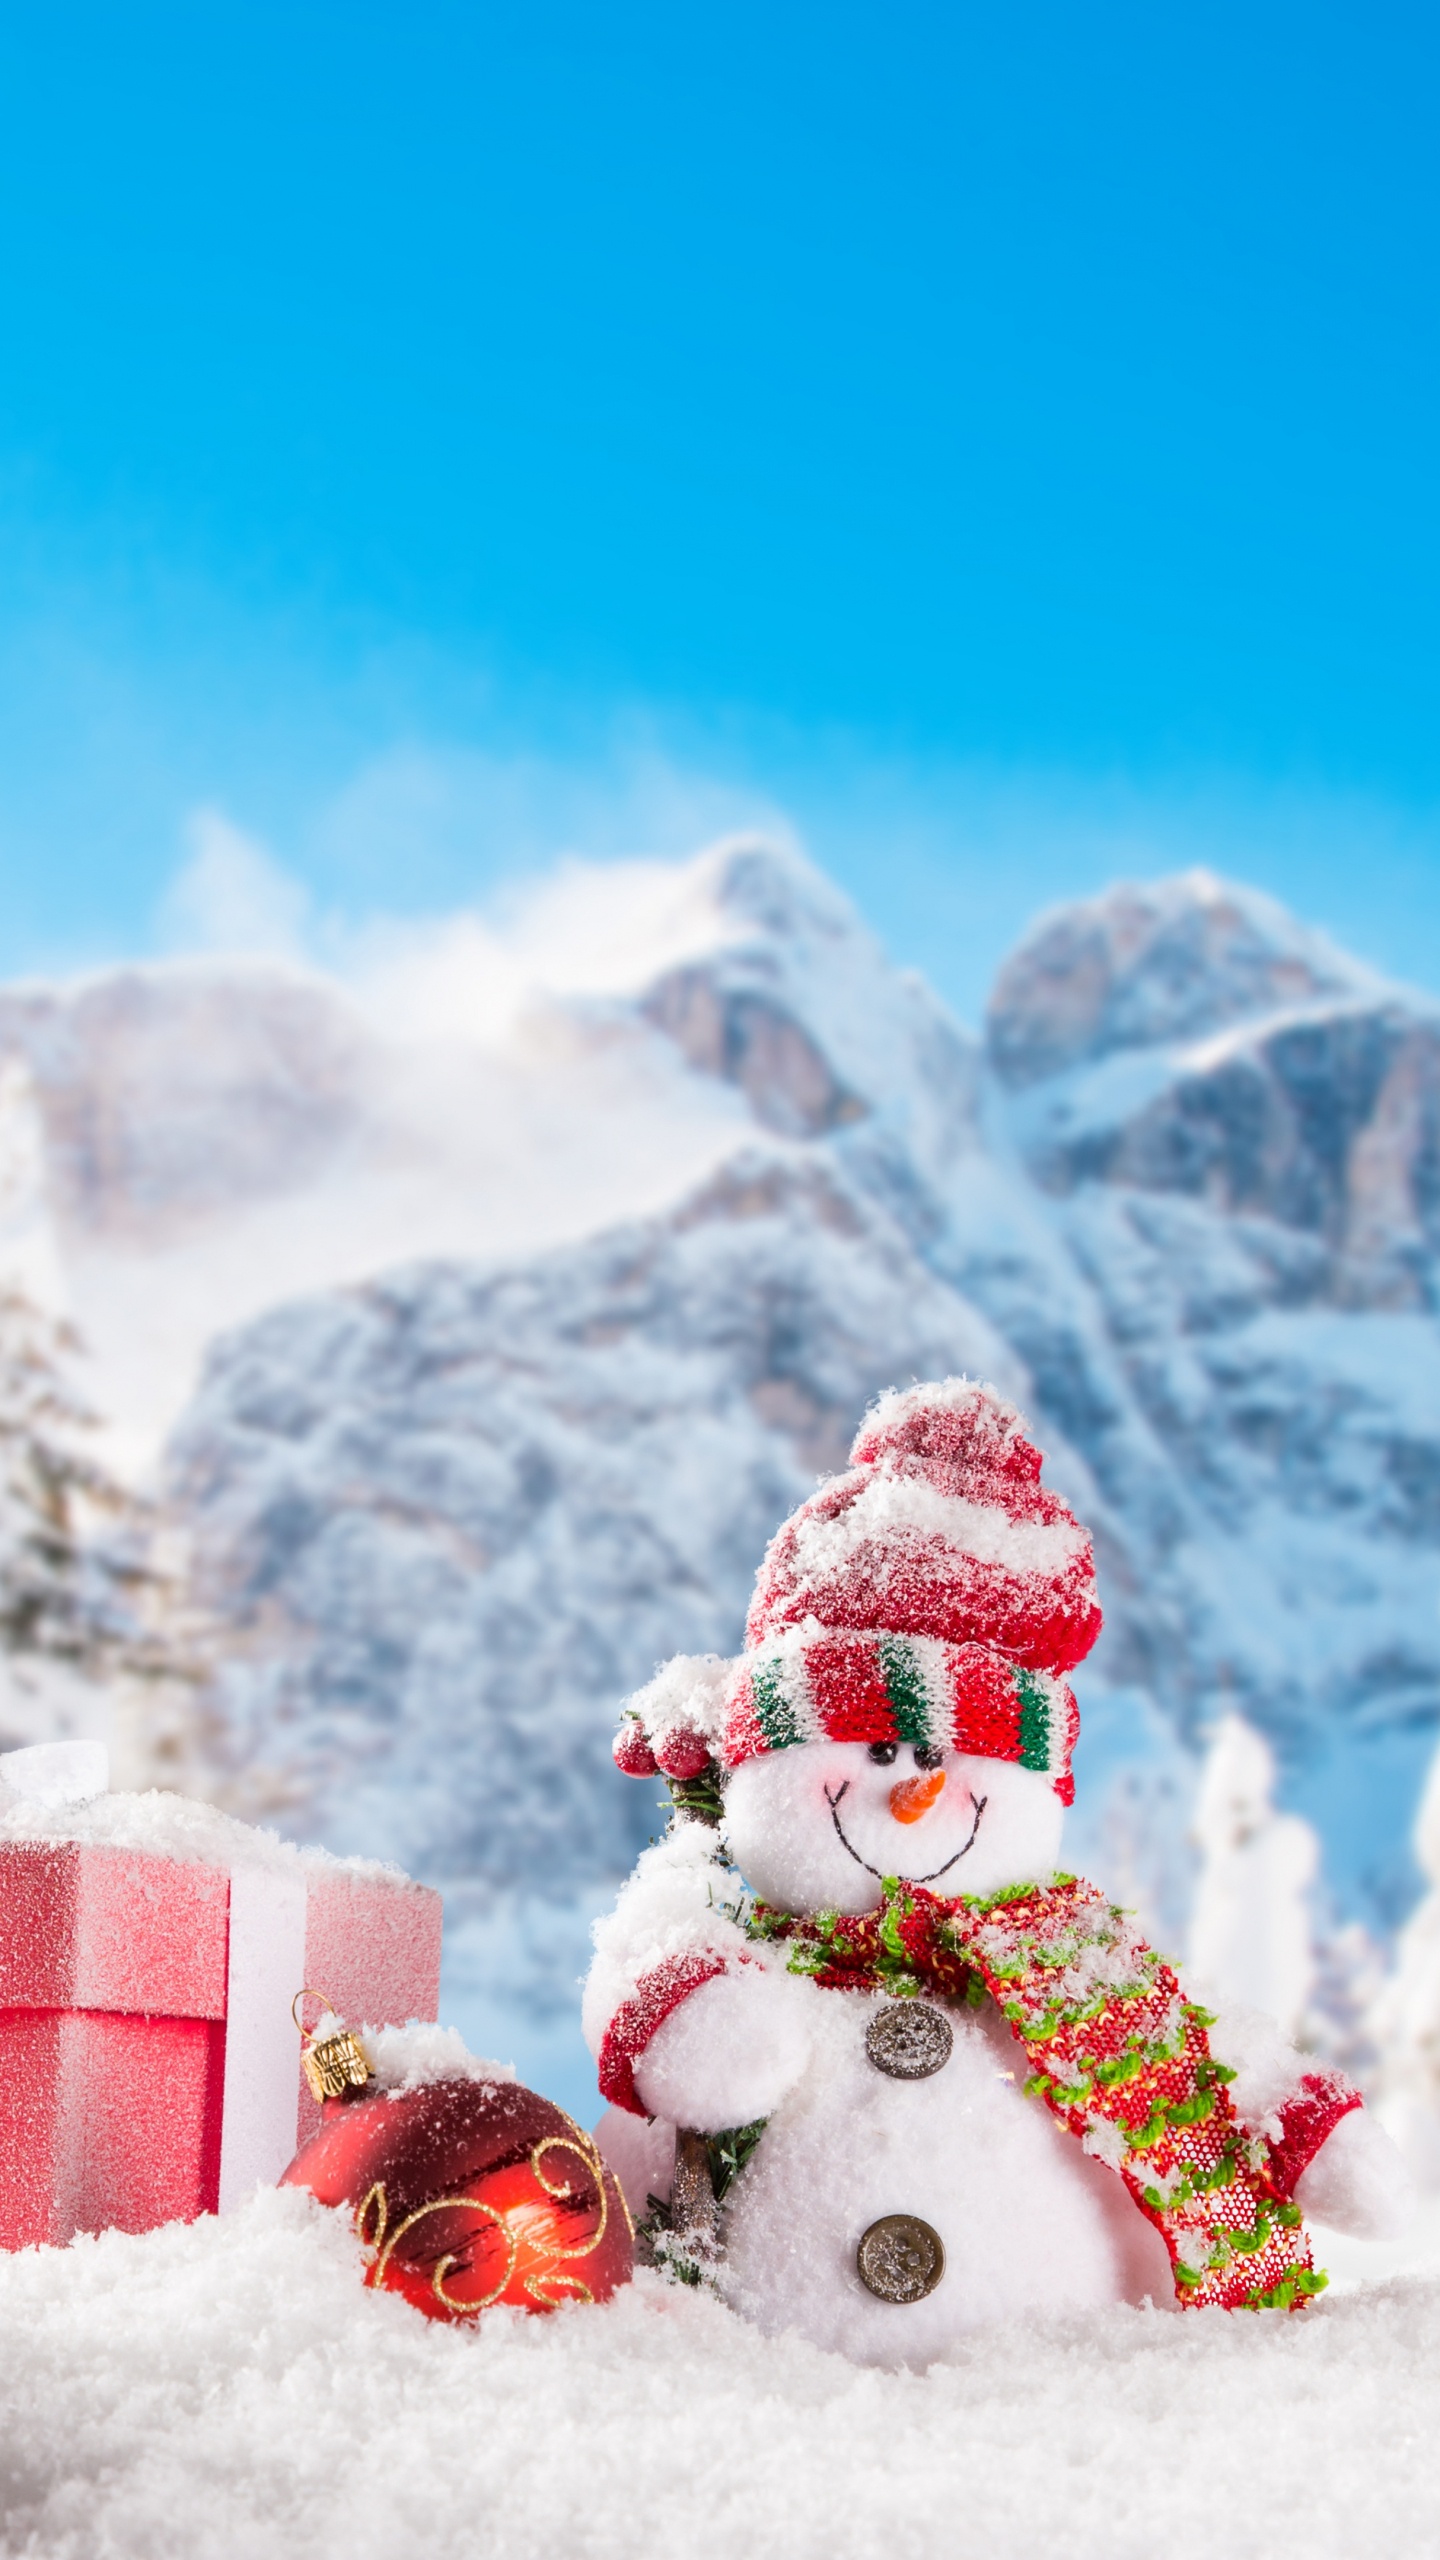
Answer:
[4, 846, 1439, 2092]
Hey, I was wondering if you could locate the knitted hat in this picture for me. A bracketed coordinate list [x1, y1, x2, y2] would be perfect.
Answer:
[614, 1378, 1101, 1804]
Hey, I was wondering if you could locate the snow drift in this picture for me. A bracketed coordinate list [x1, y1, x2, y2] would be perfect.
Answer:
[0, 2185, 1437, 2560]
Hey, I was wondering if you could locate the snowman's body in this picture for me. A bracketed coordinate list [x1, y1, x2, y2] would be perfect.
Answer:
[716, 1983, 1172, 2359]
[588, 1740, 1409, 2365]
[589, 1754, 1177, 2363]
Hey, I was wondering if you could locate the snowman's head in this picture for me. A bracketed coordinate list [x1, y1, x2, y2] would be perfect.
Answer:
[614, 1379, 1102, 1912]
[722, 1735, 1064, 1914]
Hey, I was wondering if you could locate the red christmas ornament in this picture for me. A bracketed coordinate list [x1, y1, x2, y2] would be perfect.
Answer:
[281, 2073, 635, 2321]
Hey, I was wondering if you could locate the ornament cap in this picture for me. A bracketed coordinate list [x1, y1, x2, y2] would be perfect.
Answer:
[292, 1986, 374, 2104]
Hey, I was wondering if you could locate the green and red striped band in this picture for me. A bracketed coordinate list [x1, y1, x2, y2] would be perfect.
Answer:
[727, 1630, 1077, 1799]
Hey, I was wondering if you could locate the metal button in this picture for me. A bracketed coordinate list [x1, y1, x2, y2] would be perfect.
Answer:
[864, 2000, 954, 2079]
[856, 2213, 946, 2303]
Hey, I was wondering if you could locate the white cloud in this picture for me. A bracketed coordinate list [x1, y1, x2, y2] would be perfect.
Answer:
[158, 809, 311, 960]
[150, 763, 796, 1052]
[307, 732, 800, 898]
[340, 837, 777, 1048]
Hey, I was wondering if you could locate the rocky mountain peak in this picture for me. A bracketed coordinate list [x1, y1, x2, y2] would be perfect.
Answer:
[986, 870, 1371, 1092]
[986, 876, 1440, 1302]
[686, 835, 864, 950]
[636, 837, 980, 1160]
[635, 842, 873, 1136]
[0, 960, 375, 1242]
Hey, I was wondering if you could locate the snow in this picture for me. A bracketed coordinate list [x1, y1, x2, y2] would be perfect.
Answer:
[0, 1737, 108, 1807]
[0, 1780, 403, 1881]
[582, 1821, 749, 2046]
[621, 1651, 734, 1755]
[3, 2187, 1440, 2559]
[786, 1470, 1088, 1578]
[9, 838, 1440, 2517]
[350, 2017, 518, 2094]
[1219, 1305, 1440, 1436]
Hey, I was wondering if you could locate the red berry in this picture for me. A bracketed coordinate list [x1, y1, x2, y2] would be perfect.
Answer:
[612, 1722, 659, 1777]
[655, 1729, 712, 1781]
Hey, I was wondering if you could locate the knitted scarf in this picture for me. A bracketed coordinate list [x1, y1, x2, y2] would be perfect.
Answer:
[747, 1872, 1329, 2312]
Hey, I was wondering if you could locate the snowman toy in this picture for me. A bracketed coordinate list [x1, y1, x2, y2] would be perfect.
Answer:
[586, 1379, 1412, 2366]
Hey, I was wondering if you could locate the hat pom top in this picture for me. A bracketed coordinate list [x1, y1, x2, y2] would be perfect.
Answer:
[745, 1378, 1101, 1677]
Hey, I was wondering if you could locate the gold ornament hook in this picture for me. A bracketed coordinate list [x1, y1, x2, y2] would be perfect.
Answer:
[292, 1985, 374, 2103]
[292, 1985, 337, 2037]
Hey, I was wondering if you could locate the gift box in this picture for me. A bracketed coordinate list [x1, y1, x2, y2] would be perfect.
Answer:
[0, 1746, 443, 2249]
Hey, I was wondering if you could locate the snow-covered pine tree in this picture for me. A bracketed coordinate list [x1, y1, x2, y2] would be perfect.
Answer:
[1187, 1711, 1319, 2041]
[0, 1280, 199, 1784]
[1368, 1741, 1440, 2187]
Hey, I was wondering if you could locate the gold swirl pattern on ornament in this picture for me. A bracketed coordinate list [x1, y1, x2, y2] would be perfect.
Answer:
[353, 2114, 629, 2317]
[523, 2124, 613, 2305]
[355, 2181, 387, 2253]
[358, 2181, 519, 2313]
[527, 2272, 597, 2307]
[549, 2110, 636, 2246]
[531, 2134, 609, 2250]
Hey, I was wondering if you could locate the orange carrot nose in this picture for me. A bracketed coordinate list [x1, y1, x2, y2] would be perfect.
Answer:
[889, 1769, 946, 1823]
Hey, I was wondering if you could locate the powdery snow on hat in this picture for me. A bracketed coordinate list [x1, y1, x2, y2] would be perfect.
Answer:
[614, 1379, 1101, 1805]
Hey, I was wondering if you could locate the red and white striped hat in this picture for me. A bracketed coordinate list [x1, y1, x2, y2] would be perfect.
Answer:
[614, 1378, 1101, 1804]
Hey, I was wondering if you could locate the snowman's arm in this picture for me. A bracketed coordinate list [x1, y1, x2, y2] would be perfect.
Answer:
[576, 1822, 773, 2119]
[593, 1945, 733, 2116]
[1205, 1999, 1413, 2239]
[1292, 2106, 1415, 2239]
[602, 1957, 813, 2130]
[583, 1822, 804, 2123]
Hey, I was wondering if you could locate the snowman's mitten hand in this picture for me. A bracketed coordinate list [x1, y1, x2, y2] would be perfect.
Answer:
[1293, 2107, 1416, 2240]
[632, 1968, 811, 2132]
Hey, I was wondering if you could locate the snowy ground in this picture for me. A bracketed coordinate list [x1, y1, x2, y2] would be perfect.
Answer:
[3, 2189, 1440, 2559]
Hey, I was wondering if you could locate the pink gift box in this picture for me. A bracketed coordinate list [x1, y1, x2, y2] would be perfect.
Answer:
[0, 1835, 442, 2249]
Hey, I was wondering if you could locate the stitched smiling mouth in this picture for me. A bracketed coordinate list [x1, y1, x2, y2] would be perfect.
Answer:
[824, 1780, 988, 1884]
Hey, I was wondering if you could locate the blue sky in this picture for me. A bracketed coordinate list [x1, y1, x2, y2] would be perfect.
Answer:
[0, 1, 1436, 1021]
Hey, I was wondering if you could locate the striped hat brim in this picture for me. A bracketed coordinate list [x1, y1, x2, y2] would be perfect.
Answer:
[723, 1630, 1078, 1801]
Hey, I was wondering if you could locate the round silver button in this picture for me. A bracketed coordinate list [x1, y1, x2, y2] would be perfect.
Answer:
[856, 2213, 946, 2303]
[864, 2000, 954, 2079]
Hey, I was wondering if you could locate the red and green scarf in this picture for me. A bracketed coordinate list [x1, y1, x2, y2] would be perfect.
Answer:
[747, 1872, 1330, 2312]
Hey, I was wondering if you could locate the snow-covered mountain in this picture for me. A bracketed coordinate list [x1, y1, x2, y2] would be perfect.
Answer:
[168, 1152, 1010, 1882]
[5, 845, 1440, 2097]
[968, 877, 1440, 1932]
[0, 914, 754, 1475]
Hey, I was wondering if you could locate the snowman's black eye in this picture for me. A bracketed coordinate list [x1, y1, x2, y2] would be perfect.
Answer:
[913, 1745, 944, 1772]
[867, 1740, 899, 1766]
